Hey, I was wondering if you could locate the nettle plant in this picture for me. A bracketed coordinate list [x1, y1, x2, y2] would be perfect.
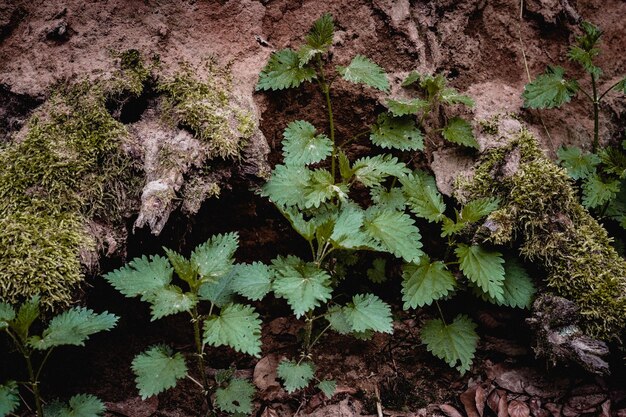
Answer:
[0, 297, 117, 417]
[104, 233, 260, 416]
[523, 21, 626, 152]
[522, 21, 626, 232]
[254, 13, 534, 378]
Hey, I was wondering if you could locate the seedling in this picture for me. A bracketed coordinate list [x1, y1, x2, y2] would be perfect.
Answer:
[104, 232, 260, 416]
[0, 297, 117, 417]
[523, 21, 626, 152]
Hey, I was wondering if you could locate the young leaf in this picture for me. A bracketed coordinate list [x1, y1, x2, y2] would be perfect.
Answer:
[337, 55, 389, 91]
[12, 296, 40, 341]
[272, 256, 332, 318]
[420, 315, 478, 374]
[343, 293, 393, 333]
[369, 113, 424, 151]
[304, 169, 349, 208]
[0, 381, 19, 417]
[298, 13, 334, 66]
[338, 151, 353, 181]
[191, 232, 238, 282]
[441, 215, 466, 237]
[557, 146, 600, 180]
[104, 255, 173, 300]
[483, 258, 535, 308]
[582, 174, 620, 208]
[131, 345, 188, 399]
[401, 173, 446, 222]
[146, 286, 197, 320]
[440, 88, 475, 107]
[256, 49, 317, 91]
[442, 117, 478, 149]
[456, 244, 505, 301]
[262, 164, 312, 208]
[459, 197, 500, 223]
[215, 378, 255, 414]
[317, 380, 337, 398]
[420, 74, 446, 99]
[30, 308, 118, 350]
[163, 248, 197, 286]
[364, 207, 424, 263]
[282, 120, 333, 166]
[276, 359, 315, 393]
[401, 71, 421, 87]
[0, 303, 15, 331]
[330, 203, 374, 249]
[203, 303, 262, 357]
[522, 66, 579, 109]
[569, 46, 601, 77]
[197, 267, 237, 307]
[367, 258, 387, 284]
[352, 154, 411, 187]
[230, 262, 274, 301]
[598, 147, 626, 178]
[402, 258, 456, 309]
[45, 394, 106, 417]
[386, 98, 429, 116]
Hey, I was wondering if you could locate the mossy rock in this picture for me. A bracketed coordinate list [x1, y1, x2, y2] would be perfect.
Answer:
[460, 129, 626, 341]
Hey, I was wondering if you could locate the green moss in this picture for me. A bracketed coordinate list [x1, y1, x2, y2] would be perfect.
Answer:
[158, 62, 254, 159]
[0, 57, 144, 309]
[462, 131, 626, 340]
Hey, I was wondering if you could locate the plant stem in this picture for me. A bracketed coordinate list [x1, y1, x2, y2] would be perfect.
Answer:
[591, 73, 600, 152]
[191, 307, 210, 394]
[317, 56, 336, 180]
[435, 301, 447, 327]
[25, 355, 43, 417]
[303, 312, 314, 354]
[599, 78, 623, 101]
[308, 323, 332, 351]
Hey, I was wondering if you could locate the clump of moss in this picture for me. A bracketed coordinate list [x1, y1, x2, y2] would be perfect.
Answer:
[461, 130, 626, 340]
[158, 62, 254, 159]
[0, 55, 145, 309]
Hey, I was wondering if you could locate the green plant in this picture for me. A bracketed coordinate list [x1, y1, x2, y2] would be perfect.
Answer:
[522, 21, 626, 152]
[0, 297, 118, 417]
[104, 232, 260, 416]
[254, 13, 533, 379]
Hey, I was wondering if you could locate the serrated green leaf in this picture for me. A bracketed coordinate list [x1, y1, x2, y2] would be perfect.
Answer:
[215, 378, 255, 414]
[481, 258, 535, 308]
[45, 394, 106, 417]
[279, 206, 316, 241]
[605, 180, 626, 227]
[370, 186, 406, 212]
[343, 293, 393, 333]
[523, 66, 579, 109]
[441, 215, 466, 237]
[598, 147, 626, 178]
[104, 255, 172, 300]
[146, 286, 197, 320]
[582, 174, 620, 208]
[456, 244, 505, 301]
[352, 154, 410, 187]
[363, 207, 424, 263]
[329, 203, 371, 249]
[370, 113, 423, 151]
[197, 266, 237, 308]
[272, 256, 332, 318]
[420, 74, 446, 99]
[256, 49, 317, 91]
[576, 21, 603, 52]
[277, 360, 315, 393]
[282, 120, 333, 166]
[614, 77, 626, 94]
[568, 45, 601, 77]
[203, 303, 262, 357]
[317, 380, 336, 398]
[262, 164, 311, 207]
[401, 173, 446, 223]
[12, 296, 40, 341]
[442, 117, 478, 149]
[337, 55, 389, 91]
[191, 232, 238, 282]
[557, 146, 600, 180]
[367, 258, 387, 283]
[0, 381, 19, 417]
[401, 71, 421, 87]
[386, 98, 429, 116]
[421, 315, 478, 374]
[402, 257, 456, 309]
[460, 197, 500, 223]
[440, 88, 475, 107]
[230, 262, 274, 301]
[325, 307, 352, 335]
[30, 308, 118, 350]
[297, 13, 334, 67]
[304, 169, 349, 208]
[0, 303, 15, 331]
[131, 345, 188, 399]
[163, 248, 196, 286]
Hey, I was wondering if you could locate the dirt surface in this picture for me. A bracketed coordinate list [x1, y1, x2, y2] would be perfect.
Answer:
[1, 0, 626, 416]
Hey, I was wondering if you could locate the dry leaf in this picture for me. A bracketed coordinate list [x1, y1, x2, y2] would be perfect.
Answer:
[487, 389, 501, 414]
[498, 392, 509, 417]
[460, 384, 481, 417]
[261, 406, 279, 417]
[508, 400, 530, 417]
[475, 385, 487, 417]
[440, 404, 465, 417]
[599, 401, 611, 417]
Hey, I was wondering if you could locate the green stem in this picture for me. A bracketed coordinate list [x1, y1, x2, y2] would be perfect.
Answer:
[25, 355, 43, 417]
[435, 301, 447, 327]
[35, 349, 54, 381]
[303, 312, 314, 354]
[317, 56, 336, 180]
[591, 73, 600, 152]
[191, 307, 210, 395]
[308, 323, 332, 352]
[599, 78, 623, 101]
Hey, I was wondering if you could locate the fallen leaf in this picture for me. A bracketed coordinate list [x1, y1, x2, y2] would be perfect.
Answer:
[498, 392, 509, 417]
[460, 384, 481, 417]
[599, 400, 610, 417]
[487, 389, 501, 414]
[440, 404, 465, 417]
[261, 406, 279, 417]
[253, 354, 280, 392]
[508, 400, 530, 417]
[475, 385, 487, 417]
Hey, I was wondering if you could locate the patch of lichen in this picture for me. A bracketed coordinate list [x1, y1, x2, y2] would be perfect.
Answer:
[158, 62, 254, 159]
[0, 56, 145, 309]
[461, 130, 626, 341]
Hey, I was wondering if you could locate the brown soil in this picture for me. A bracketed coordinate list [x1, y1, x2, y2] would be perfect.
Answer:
[1, 0, 626, 416]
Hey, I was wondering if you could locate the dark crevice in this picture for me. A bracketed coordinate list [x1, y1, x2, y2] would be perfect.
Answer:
[0, 84, 44, 142]
[105, 80, 156, 124]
